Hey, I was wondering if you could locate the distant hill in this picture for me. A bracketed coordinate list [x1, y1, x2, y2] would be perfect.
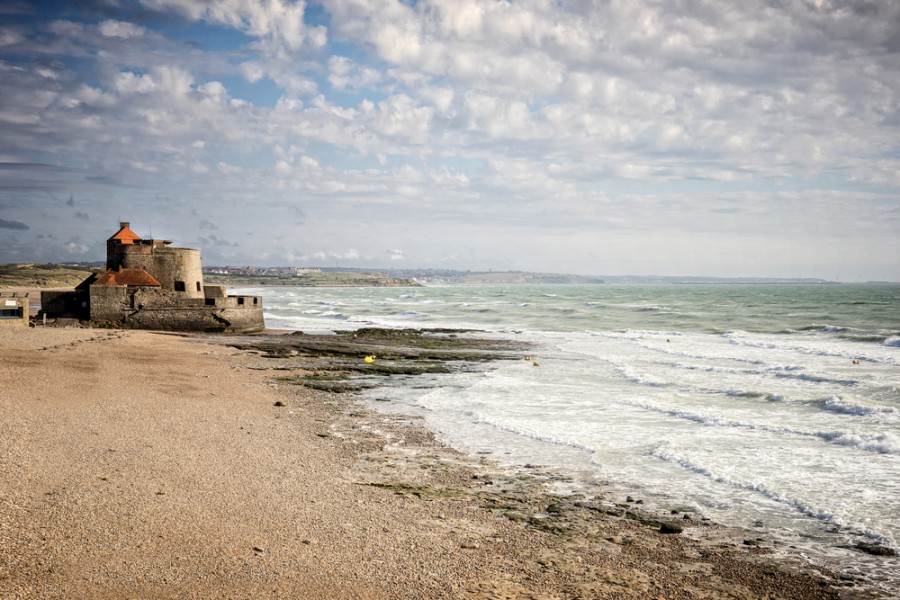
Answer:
[382, 269, 839, 285]
[2, 262, 843, 290]
[0, 263, 97, 288]
[403, 270, 605, 284]
[203, 269, 419, 287]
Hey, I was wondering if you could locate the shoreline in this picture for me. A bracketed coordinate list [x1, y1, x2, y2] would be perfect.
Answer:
[0, 327, 862, 598]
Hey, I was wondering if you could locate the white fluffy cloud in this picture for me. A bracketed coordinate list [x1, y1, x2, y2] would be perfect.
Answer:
[0, 0, 897, 279]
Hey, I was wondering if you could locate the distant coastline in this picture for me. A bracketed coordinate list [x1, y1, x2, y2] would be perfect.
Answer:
[6, 262, 890, 290]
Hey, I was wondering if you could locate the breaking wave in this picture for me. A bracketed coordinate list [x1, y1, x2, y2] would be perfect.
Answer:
[623, 400, 900, 455]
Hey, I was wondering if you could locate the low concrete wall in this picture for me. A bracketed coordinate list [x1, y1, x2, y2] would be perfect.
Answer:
[0, 293, 29, 328]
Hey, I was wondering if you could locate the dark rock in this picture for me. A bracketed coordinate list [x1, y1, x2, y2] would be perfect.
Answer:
[626, 496, 635, 503]
[855, 542, 897, 556]
[659, 522, 684, 534]
[546, 502, 575, 514]
[274, 400, 286, 407]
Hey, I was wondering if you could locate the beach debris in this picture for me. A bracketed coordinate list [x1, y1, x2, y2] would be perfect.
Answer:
[852, 359, 860, 365]
[524, 356, 532, 361]
[364, 354, 376, 364]
[252, 546, 265, 554]
[533, 361, 540, 366]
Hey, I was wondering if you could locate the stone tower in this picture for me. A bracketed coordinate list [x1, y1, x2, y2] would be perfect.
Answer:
[106, 222, 205, 299]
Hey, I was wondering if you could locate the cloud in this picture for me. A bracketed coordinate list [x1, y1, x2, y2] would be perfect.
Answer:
[140, 0, 327, 52]
[0, 1, 896, 280]
[199, 234, 238, 247]
[63, 240, 88, 254]
[98, 20, 146, 39]
[0, 218, 28, 230]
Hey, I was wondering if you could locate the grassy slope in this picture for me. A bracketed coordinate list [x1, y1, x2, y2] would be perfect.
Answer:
[0, 264, 96, 288]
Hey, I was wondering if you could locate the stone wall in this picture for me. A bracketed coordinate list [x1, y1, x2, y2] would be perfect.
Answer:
[204, 285, 227, 299]
[89, 285, 130, 322]
[116, 303, 264, 333]
[88, 286, 263, 333]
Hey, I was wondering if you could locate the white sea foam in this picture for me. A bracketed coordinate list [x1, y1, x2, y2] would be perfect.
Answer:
[650, 445, 896, 548]
[622, 399, 900, 455]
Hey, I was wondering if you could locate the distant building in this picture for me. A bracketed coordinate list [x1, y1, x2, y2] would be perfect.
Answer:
[0, 292, 30, 328]
[41, 223, 264, 333]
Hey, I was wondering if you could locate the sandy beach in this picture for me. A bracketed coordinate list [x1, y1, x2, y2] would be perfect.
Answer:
[0, 327, 851, 599]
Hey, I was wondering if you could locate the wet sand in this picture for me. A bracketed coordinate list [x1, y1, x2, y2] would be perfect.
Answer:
[0, 327, 850, 598]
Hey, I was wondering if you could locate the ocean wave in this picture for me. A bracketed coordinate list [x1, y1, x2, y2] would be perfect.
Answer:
[668, 361, 761, 376]
[819, 396, 898, 419]
[815, 431, 900, 455]
[723, 390, 784, 401]
[650, 445, 896, 548]
[615, 366, 668, 387]
[771, 370, 859, 386]
[885, 337, 900, 348]
[623, 400, 900, 455]
[318, 311, 346, 319]
[465, 411, 596, 454]
[798, 324, 900, 344]
[651, 445, 835, 520]
[723, 331, 899, 366]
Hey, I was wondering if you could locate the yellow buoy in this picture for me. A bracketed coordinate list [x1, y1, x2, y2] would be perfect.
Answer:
[524, 356, 532, 361]
[532, 361, 540, 367]
[364, 354, 376, 364]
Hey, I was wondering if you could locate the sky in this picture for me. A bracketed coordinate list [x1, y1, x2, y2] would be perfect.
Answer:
[1, 0, 898, 281]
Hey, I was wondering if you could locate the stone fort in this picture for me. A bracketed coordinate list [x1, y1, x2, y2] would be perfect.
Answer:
[42, 223, 264, 333]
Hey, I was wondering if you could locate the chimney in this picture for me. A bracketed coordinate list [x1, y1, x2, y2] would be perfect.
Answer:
[120, 221, 130, 229]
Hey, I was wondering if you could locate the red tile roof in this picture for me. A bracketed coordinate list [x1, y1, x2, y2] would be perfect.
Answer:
[108, 224, 142, 244]
[94, 268, 161, 287]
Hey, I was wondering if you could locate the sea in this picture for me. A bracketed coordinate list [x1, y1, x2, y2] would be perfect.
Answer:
[240, 283, 900, 594]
